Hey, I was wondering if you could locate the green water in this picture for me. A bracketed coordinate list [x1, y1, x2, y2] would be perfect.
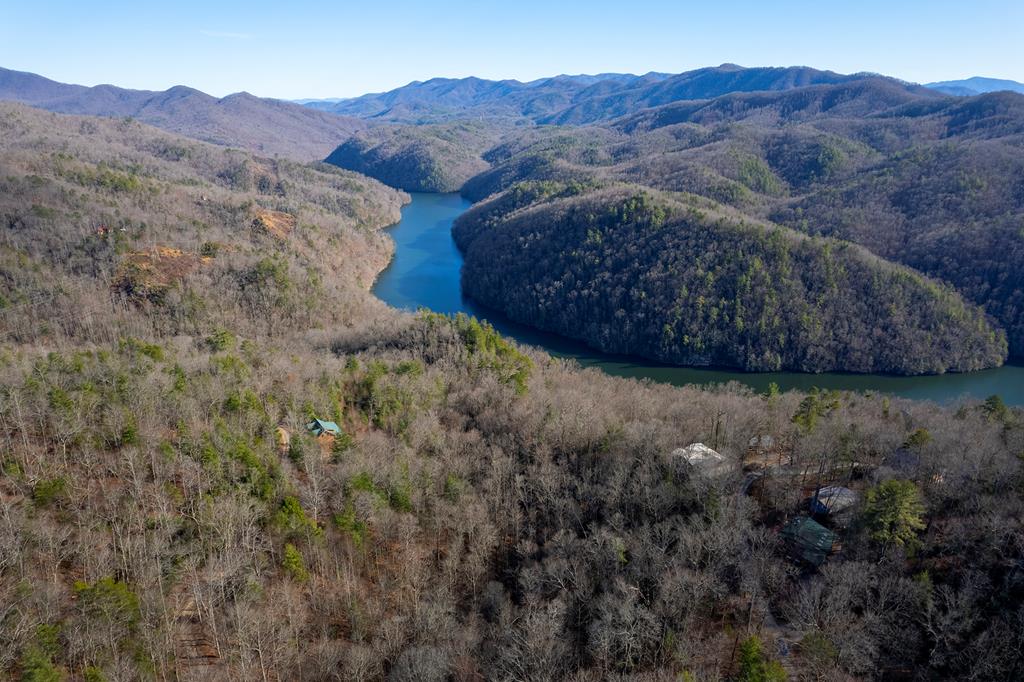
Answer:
[372, 193, 1024, 405]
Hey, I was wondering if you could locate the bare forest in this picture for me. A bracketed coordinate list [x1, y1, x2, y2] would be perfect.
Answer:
[0, 102, 1023, 682]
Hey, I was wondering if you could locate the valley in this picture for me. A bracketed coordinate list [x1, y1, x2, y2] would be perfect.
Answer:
[325, 71, 1024, 375]
[0, 57, 1022, 681]
[377, 193, 1024, 403]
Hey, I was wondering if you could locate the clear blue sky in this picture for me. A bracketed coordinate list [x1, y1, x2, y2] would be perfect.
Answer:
[2, 0, 1021, 99]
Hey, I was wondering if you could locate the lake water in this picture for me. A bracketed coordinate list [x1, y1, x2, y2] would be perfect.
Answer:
[373, 193, 1024, 405]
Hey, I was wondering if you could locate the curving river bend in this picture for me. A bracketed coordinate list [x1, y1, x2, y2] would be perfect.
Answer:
[373, 193, 1024, 405]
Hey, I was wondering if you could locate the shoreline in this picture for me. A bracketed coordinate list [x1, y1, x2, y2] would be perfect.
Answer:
[370, 192, 1024, 405]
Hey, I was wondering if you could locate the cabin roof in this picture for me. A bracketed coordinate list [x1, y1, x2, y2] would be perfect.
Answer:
[780, 516, 837, 566]
[673, 442, 724, 465]
[809, 486, 858, 515]
[672, 443, 732, 477]
[307, 418, 341, 435]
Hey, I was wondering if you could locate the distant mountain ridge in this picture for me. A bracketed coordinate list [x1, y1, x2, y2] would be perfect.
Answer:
[305, 65, 906, 124]
[0, 66, 368, 160]
[926, 76, 1024, 97]
[301, 72, 670, 118]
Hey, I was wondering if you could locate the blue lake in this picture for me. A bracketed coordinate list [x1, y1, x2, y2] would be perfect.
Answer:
[373, 192, 1024, 405]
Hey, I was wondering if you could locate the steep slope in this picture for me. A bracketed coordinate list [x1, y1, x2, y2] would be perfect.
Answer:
[768, 133, 1024, 356]
[453, 184, 1005, 374]
[459, 83, 1024, 359]
[0, 66, 368, 160]
[325, 121, 505, 192]
[0, 101, 406, 343]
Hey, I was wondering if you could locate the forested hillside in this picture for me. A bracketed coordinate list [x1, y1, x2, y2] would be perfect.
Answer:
[1, 99, 1024, 682]
[325, 121, 502, 192]
[454, 183, 1005, 373]
[352, 75, 1024, 370]
[0, 102, 406, 343]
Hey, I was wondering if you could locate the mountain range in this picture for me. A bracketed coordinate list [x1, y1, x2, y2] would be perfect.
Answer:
[2, 62, 1023, 371]
[302, 64, 901, 124]
[301, 65, 1024, 125]
[313, 70, 1024, 371]
[5, 64, 1019, 156]
[0, 66, 367, 160]
[926, 76, 1024, 96]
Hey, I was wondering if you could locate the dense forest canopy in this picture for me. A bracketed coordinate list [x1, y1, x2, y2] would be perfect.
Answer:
[325, 122, 503, 193]
[453, 183, 1006, 373]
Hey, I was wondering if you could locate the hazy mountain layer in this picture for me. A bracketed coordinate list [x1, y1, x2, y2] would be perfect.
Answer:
[312, 64, 885, 124]
[926, 76, 1024, 96]
[0, 66, 368, 160]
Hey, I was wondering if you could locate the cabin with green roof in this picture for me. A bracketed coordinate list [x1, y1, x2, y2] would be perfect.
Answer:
[306, 418, 341, 437]
[780, 516, 837, 567]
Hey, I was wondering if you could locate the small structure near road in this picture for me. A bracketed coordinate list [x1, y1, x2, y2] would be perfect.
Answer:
[780, 516, 837, 568]
[808, 485, 858, 516]
[745, 434, 789, 470]
[673, 443, 732, 478]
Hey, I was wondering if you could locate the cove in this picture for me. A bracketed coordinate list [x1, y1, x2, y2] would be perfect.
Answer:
[373, 193, 1024, 405]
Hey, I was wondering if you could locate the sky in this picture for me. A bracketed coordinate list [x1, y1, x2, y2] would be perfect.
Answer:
[2, 0, 1022, 99]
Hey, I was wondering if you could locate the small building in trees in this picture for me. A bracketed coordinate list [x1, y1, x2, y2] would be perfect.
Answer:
[673, 443, 732, 478]
[780, 516, 837, 567]
[808, 486, 858, 516]
[748, 434, 775, 451]
[745, 433, 789, 470]
[306, 418, 341, 438]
